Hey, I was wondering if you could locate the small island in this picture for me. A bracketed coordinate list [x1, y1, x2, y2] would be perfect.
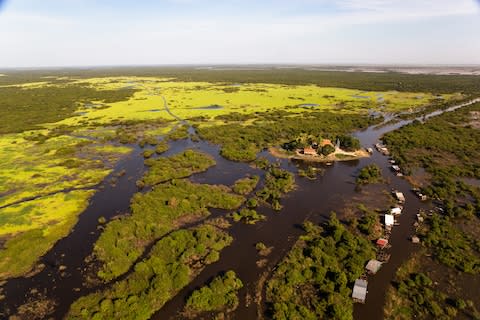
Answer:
[270, 134, 370, 162]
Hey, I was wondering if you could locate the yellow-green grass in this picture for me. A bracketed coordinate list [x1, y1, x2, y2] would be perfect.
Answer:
[72, 127, 117, 141]
[41, 77, 460, 129]
[0, 133, 130, 208]
[0, 130, 131, 280]
[0, 81, 53, 89]
[0, 189, 94, 280]
[88, 144, 132, 155]
[162, 83, 460, 120]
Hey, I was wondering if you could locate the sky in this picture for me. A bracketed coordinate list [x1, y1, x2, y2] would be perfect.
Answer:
[0, 0, 479, 67]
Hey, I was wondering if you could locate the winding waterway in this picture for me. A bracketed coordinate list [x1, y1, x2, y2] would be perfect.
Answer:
[1, 98, 479, 319]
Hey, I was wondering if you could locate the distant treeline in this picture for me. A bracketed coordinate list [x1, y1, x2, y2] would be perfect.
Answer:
[1, 67, 480, 94]
[0, 85, 137, 134]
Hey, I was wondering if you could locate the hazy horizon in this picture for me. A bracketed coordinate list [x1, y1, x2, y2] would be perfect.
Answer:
[1, 0, 480, 68]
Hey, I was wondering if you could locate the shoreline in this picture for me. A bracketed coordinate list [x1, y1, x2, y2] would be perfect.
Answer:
[268, 146, 370, 163]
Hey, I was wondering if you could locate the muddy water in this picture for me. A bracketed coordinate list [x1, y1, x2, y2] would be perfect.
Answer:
[1, 98, 478, 319]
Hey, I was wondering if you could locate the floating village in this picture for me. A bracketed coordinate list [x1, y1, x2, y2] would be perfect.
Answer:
[352, 143, 431, 304]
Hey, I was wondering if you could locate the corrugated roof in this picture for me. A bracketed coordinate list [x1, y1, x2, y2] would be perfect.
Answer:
[365, 260, 382, 274]
[385, 214, 395, 226]
[352, 279, 368, 302]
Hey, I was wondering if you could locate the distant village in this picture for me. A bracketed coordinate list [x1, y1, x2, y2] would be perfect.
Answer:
[352, 143, 430, 304]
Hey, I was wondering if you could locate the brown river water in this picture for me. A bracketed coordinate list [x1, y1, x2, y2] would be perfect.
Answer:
[1, 98, 479, 319]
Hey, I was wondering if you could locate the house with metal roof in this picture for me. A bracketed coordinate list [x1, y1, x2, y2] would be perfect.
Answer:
[352, 279, 368, 303]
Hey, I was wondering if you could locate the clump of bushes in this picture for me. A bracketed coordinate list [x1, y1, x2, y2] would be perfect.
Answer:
[167, 125, 189, 141]
[185, 270, 243, 314]
[256, 165, 295, 210]
[356, 164, 383, 185]
[232, 175, 260, 195]
[298, 166, 321, 180]
[230, 209, 265, 225]
[139, 135, 158, 147]
[320, 144, 336, 156]
[155, 141, 169, 154]
[337, 135, 361, 151]
[140, 149, 215, 186]
[142, 149, 154, 158]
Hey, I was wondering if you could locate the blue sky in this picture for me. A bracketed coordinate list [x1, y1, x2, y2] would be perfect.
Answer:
[0, 0, 479, 67]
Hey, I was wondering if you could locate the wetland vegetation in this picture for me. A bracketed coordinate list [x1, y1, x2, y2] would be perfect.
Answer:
[184, 270, 243, 316]
[266, 214, 375, 320]
[68, 224, 232, 320]
[140, 149, 216, 187]
[95, 179, 244, 281]
[356, 164, 383, 185]
[1, 68, 479, 320]
[383, 102, 480, 319]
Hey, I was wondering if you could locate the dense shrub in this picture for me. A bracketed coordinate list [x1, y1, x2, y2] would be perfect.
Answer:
[356, 164, 383, 185]
[68, 225, 232, 320]
[266, 214, 375, 320]
[141, 149, 215, 186]
[256, 165, 295, 210]
[232, 175, 260, 195]
[185, 270, 243, 314]
[94, 179, 244, 281]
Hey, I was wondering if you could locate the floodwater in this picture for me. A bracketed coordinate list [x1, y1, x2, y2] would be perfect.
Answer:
[298, 103, 319, 107]
[1, 98, 478, 319]
[191, 105, 224, 110]
[351, 95, 371, 99]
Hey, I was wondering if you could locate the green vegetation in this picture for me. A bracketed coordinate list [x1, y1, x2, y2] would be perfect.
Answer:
[0, 84, 136, 134]
[138, 135, 158, 148]
[298, 166, 322, 180]
[142, 149, 154, 158]
[232, 175, 260, 195]
[246, 198, 259, 208]
[155, 140, 169, 154]
[356, 164, 383, 185]
[383, 103, 480, 181]
[167, 124, 189, 141]
[420, 215, 480, 274]
[385, 253, 480, 320]
[184, 270, 243, 315]
[230, 208, 266, 225]
[257, 165, 295, 210]
[140, 149, 216, 186]
[382, 103, 480, 273]
[68, 224, 232, 320]
[320, 144, 336, 156]
[198, 110, 379, 161]
[266, 214, 375, 320]
[337, 135, 361, 151]
[383, 101, 480, 319]
[255, 242, 268, 251]
[5, 68, 480, 93]
[356, 205, 382, 239]
[0, 190, 93, 280]
[0, 70, 474, 317]
[94, 179, 244, 281]
[390, 272, 458, 319]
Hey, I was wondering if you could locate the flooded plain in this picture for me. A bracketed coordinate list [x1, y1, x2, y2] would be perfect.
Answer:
[1, 98, 478, 319]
